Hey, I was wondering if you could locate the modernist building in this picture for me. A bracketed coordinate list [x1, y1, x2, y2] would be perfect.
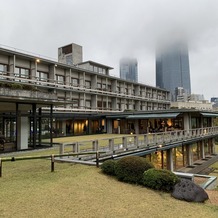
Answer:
[120, 58, 138, 82]
[0, 44, 170, 151]
[156, 42, 191, 101]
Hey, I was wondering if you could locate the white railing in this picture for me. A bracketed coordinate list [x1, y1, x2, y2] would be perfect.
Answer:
[59, 126, 218, 157]
[0, 71, 170, 103]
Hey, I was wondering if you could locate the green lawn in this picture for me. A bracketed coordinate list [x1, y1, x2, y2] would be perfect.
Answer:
[0, 136, 217, 217]
[0, 156, 218, 217]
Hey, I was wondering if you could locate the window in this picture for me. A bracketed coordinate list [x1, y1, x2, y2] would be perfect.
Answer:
[36, 71, 48, 82]
[0, 64, 7, 79]
[85, 80, 91, 88]
[97, 83, 102, 89]
[0, 64, 7, 72]
[72, 78, 79, 86]
[72, 99, 79, 108]
[117, 86, 120, 93]
[15, 67, 30, 82]
[102, 84, 106, 90]
[56, 75, 65, 84]
[94, 66, 98, 72]
[85, 100, 91, 108]
[108, 84, 111, 91]
[108, 102, 112, 110]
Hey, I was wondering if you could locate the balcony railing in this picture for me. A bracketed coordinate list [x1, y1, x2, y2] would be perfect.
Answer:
[0, 71, 170, 103]
[58, 126, 218, 157]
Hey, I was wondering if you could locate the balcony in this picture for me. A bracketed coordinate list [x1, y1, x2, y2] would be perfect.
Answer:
[0, 87, 57, 103]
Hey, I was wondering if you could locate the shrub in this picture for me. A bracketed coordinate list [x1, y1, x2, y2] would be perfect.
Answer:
[142, 168, 180, 192]
[114, 156, 154, 184]
[101, 160, 117, 176]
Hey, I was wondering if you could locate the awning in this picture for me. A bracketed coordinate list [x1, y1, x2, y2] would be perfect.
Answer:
[126, 113, 180, 119]
[200, 112, 218, 117]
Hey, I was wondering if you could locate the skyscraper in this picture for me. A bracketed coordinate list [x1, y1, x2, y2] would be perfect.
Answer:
[120, 58, 138, 82]
[156, 42, 191, 101]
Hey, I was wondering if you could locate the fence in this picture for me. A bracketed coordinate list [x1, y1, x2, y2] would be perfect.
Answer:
[0, 151, 105, 177]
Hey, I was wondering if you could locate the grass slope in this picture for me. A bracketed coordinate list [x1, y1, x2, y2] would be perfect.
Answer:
[0, 159, 218, 218]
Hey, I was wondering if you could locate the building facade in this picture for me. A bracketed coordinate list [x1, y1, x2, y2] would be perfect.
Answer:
[120, 58, 138, 82]
[156, 42, 191, 101]
[0, 45, 170, 150]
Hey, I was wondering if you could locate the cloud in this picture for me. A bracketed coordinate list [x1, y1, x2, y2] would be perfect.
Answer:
[0, 0, 218, 99]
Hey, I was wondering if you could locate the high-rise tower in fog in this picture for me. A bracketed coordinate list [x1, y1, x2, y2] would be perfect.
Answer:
[120, 58, 138, 82]
[156, 42, 191, 101]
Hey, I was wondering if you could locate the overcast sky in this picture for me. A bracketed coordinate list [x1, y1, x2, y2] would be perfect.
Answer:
[0, 0, 218, 100]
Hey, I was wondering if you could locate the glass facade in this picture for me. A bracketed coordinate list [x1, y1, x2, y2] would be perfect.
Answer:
[120, 58, 138, 82]
[156, 43, 191, 101]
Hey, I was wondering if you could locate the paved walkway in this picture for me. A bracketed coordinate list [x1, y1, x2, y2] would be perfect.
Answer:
[178, 155, 218, 174]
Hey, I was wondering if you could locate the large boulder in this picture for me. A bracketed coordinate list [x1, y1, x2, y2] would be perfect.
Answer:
[171, 179, 209, 203]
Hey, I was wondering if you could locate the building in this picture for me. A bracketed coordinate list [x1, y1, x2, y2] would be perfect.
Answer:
[0, 44, 170, 151]
[120, 58, 138, 82]
[156, 42, 191, 101]
[170, 101, 212, 110]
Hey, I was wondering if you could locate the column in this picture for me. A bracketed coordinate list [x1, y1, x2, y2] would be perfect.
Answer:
[166, 148, 173, 171]
[17, 116, 29, 150]
[199, 140, 205, 159]
[62, 120, 66, 136]
[185, 144, 193, 166]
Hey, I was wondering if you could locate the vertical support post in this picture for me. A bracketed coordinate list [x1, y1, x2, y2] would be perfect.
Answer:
[32, 103, 37, 149]
[144, 134, 148, 147]
[186, 144, 193, 166]
[51, 154, 55, 172]
[0, 158, 2, 177]
[109, 139, 114, 153]
[182, 144, 185, 166]
[166, 148, 173, 171]
[199, 141, 205, 159]
[50, 104, 53, 147]
[122, 137, 127, 150]
[96, 151, 100, 168]
[59, 143, 64, 158]
[92, 141, 96, 151]
[134, 136, 139, 148]
[38, 108, 42, 146]
[161, 150, 164, 169]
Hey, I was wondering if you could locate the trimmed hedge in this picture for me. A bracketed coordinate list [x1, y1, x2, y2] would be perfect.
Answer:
[142, 168, 180, 192]
[101, 160, 117, 176]
[114, 156, 154, 184]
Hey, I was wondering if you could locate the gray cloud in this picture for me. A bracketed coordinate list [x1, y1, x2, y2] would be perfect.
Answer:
[0, 0, 218, 99]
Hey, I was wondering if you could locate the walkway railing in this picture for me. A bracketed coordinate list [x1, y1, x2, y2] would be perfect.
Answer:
[59, 126, 218, 158]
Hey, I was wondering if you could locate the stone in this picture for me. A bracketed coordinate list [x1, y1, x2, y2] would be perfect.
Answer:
[171, 179, 209, 203]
